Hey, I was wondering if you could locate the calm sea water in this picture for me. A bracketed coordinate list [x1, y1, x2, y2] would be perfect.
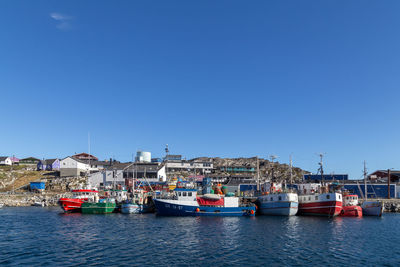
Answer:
[0, 207, 399, 266]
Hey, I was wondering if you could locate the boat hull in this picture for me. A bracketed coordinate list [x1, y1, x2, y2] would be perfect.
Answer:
[362, 201, 384, 216]
[298, 201, 342, 217]
[121, 203, 151, 214]
[59, 198, 84, 213]
[340, 206, 362, 217]
[258, 201, 298, 216]
[154, 199, 255, 217]
[81, 202, 116, 214]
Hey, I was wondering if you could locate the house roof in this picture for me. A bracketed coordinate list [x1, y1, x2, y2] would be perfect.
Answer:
[0, 156, 10, 161]
[40, 159, 58, 165]
[20, 157, 40, 162]
[72, 153, 98, 161]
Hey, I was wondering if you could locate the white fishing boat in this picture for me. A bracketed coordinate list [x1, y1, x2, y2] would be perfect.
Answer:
[0, 203, 4, 208]
[361, 161, 384, 217]
[257, 183, 298, 216]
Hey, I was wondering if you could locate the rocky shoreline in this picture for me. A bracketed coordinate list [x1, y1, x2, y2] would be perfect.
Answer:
[0, 192, 72, 207]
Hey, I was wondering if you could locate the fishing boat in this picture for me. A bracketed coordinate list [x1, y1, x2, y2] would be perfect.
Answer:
[32, 201, 45, 207]
[0, 203, 4, 208]
[257, 183, 298, 216]
[298, 156, 342, 217]
[361, 201, 384, 216]
[360, 161, 384, 216]
[154, 188, 256, 216]
[121, 189, 152, 214]
[81, 198, 116, 214]
[59, 189, 99, 213]
[340, 193, 362, 217]
[298, 190, 343, 217]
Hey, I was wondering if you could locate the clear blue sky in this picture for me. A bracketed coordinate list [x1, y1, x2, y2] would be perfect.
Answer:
[1, 1, 400, 179]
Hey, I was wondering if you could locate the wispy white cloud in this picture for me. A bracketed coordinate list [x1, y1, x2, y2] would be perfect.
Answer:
[50, 12, 73, 30]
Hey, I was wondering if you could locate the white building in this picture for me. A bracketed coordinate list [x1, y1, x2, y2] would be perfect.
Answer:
[135, 151, 151, 163]
[60, 157, 90, 177]
[0, 157, 12, 166]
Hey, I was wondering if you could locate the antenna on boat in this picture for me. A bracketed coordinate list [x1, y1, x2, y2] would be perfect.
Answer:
[318, 153, 325, 185]
[269, 155, 278, 182]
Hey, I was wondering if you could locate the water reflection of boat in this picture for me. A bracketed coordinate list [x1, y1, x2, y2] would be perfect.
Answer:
[154, 188, 256, 217]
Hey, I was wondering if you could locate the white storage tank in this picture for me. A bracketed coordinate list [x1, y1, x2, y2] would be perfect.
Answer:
[135, 151, 151, 163]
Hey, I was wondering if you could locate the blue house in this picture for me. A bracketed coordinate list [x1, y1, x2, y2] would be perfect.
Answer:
[37, 159, 60, 171]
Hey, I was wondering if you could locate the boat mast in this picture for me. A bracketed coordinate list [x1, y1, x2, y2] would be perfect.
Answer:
[363, 161, 367, 200]
[289, 154, 293, 185]
[319, 153, 324, 185]
[256, 156, 260, 192]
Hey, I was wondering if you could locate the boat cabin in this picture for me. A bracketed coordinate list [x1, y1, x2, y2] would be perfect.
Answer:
[173, 188, 197, 201]
[343, 194, 359, 206]
[71, 189, 99, 199]
[105, 189, 128, 202]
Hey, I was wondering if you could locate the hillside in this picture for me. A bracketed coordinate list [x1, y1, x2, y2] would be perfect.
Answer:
[0, 165, 51, 192]
[195, 157, 310, 183]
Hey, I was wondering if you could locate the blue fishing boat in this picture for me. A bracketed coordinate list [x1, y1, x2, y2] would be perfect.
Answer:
[121, 189, 152, 214]
[154, 188, 256, 217]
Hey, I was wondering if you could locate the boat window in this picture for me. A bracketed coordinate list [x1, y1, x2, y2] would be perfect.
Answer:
[338, 195, 341, 200]
[278, 196, 282, 201]
[270, 197, 273, 201]
[183, 192, 187, 197]
[315, 196, 318, 200]
[326, 195, 330, 199]
[308, 197, 311, 201]
[178, 192, 181, 196]
[188, 192, 192, 197]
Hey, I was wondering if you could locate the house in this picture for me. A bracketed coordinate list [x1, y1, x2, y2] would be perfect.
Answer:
[369, 170, 400, 183]
[0, 157, 12, 166]
[37, 159, 60, 171]
[10, 156, 19, 165]
[72, 153, 98, 161]
[122, 162, 167, 182]
[19, 157, 41, 165]
[60, 157, 90, 177]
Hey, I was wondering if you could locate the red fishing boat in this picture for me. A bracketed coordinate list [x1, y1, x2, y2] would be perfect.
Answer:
[340, 194, 362, 217]
[298, 192, 343, 217]
[59, 189, 99, 213]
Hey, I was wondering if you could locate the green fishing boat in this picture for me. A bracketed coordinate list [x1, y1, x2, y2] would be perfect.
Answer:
[81, 200, 116, 214]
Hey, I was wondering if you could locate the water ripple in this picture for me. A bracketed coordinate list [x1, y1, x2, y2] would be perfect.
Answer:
[1, 207, 400, 266]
